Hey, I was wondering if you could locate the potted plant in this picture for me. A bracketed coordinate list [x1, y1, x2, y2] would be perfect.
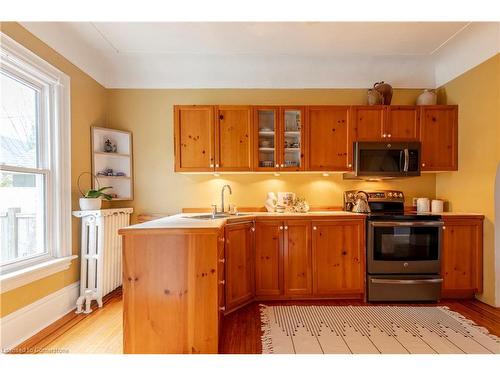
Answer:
[78, 172, 113, 210]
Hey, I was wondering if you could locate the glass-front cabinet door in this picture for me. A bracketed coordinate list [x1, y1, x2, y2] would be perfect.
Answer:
[254, 107, 279, 171]
[280, 107, 305, 171]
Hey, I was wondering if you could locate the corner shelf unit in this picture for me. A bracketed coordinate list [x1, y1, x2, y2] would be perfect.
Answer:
[91, 126, 133, 201]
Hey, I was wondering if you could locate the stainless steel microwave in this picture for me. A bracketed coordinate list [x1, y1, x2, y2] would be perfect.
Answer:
[352, 142, 421, 177]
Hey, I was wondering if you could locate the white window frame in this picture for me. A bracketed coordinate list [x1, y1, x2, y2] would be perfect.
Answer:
[0, 32, 75, 292]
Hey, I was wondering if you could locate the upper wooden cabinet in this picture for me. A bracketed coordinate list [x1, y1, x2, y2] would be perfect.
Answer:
[386, 106, 420, 141]
[351, 106, 385, 141]
[351, 105, 419, 141]
[224, 221, 255, 312]
[312, 219, 365, 296]
[419, 105, 458, 171]
[215, 106, 253, 171]
[307, 106, 351, 171]
[253, 106, 305, 171]
[441, 216, 483, 298]
[174, 104, 458, 173]
[174, 105, 215, 172]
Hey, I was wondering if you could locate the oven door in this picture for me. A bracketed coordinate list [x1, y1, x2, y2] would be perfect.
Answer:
[367, 220, 443, 274]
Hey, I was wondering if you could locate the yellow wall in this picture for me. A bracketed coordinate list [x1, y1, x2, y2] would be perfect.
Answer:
[107, 89, 436, 219]
[436, 54, 500, 306]
[0, 23, 108, 317]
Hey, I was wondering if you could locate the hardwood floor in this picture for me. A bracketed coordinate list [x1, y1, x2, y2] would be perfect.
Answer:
[11, 290, 500, 354]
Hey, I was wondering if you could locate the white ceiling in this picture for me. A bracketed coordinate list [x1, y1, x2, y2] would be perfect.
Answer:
[18, 22, 500, 88]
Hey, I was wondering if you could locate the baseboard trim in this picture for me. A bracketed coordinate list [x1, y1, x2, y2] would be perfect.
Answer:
[1, 281, 79, 351]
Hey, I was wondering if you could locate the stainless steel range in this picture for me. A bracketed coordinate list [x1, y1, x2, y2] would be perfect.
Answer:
[344, 190, 444, 302]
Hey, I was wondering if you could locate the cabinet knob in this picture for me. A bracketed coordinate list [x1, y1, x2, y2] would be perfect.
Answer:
[442, 226, 446, 230]
[281, 164, 284, 168]
[422, 162, 426, 167]
[284, 225, 288, 230]
[275, 164, 279, 168]
[387, 134, 392, 138]
[218, 280, 225, 285]
[279, 226, 283, 230]
[347, 163, 352, 168]
[218, 258, 225, 263]
[215, 164, 220, 168]
[219, 306, 226, 312]
[251, 227, 255, 232]
[313, 226, 317, 230]
[382, 133, 387, 138]
[210, 164, 214, 168]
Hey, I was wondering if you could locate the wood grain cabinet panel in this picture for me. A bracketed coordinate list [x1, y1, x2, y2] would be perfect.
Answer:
[216, 106, 253, 171]
[307, 106, 351, 171]
[419, 105, 458, 171]
[312, 220, 364, 295]
[224, 222, 255, 312]
[283, 220, 312, 296]
[254, 221, 283, 296]
[351, 106, 385, 141]
[386, 105, 419, 141]
[441, 217, 483, 298]
[174, 105, 215, 172]
[122, 231, 219, 354]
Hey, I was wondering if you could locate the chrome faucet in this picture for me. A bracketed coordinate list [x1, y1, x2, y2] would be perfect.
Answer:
[221, 184, 232, 213]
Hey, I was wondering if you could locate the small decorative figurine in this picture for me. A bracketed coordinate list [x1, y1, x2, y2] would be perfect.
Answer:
[104, 138, 117, 153]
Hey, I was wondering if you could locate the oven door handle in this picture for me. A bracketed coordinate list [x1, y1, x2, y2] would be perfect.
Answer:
[369, 221, 444, 227]
[404, 148, 409, 172]
[371, 278, 443, 285]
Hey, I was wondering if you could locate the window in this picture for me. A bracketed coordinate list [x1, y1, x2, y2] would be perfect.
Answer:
[0, 32, 73, 289]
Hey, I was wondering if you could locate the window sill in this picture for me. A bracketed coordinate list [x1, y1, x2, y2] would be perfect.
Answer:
[0, 255, 77, 293]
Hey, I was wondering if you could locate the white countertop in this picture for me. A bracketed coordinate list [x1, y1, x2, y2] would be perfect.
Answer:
[122, 211, 365, 231]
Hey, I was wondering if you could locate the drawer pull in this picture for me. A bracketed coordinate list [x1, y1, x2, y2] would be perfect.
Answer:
[218, 280, 225, 285]
[371, 278, 443, 285]
[218, 258, 225, 263]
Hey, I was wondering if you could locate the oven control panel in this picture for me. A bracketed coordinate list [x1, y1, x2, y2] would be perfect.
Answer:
[344, 190, 405, 205]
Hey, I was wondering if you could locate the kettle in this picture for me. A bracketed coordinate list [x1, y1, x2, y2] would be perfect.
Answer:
[352, 191, 371, 213]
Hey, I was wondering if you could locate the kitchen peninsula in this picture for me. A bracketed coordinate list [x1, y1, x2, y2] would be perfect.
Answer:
[119, 209, 483, 354]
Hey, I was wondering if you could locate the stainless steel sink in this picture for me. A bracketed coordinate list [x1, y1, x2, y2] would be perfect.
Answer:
[186, 212, 251, 220]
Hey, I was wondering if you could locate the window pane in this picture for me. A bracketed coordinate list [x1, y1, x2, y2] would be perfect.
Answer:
[0, 71, 39, 168]
[0, 171, 46, 265]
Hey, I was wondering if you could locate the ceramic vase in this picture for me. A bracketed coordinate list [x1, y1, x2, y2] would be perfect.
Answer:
[265, 192, 277, 213]
[367, 89, 383, 105]
[416, 89, 437, 105]
[79, 197, 102, 211]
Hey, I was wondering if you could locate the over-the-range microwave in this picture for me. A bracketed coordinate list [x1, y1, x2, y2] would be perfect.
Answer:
[347, 141, 421, 178]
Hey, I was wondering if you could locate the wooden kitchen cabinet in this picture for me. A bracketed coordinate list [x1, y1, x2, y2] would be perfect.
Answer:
[419, 105, 458, 171]
[307, 106, 352, 171]
[224, 221, 255, 312]
[254, 220, 283, 296]
[215, 106, 253, 171]
[351, 106, 385, 141]
[174, 105, 215, 172]
[253, 106, 305, 171]
[312, 219, 365, 296]
[283, 220, 312, 296]
[441, 216, 483, 298]
[385, 106, 420, 141]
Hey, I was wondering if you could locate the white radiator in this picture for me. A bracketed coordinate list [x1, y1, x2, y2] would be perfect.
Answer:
[72, 208, 133, 313]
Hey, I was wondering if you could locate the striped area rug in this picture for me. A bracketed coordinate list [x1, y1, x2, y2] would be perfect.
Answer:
[260, 305, 500, 354]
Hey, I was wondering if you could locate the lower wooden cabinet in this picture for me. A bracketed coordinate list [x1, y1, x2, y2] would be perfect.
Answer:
[254, 220, 283, 297]
[441, 216, 483, 298]
[224, 221, 255, 312]
[312, 220, 365, 296]
[283, 220, 312, 296]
